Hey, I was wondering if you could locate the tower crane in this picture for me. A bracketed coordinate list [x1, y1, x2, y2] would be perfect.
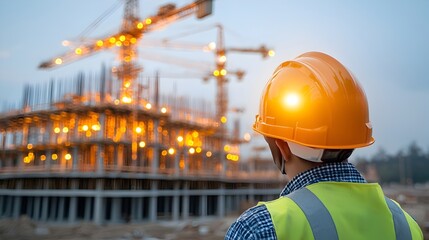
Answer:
[39, 0, 213, 103]
[210, 24, 274, 129]
[158, 24, 275, 129]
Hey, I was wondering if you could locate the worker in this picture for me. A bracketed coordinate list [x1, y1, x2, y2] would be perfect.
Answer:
[225, 52, 423, 240]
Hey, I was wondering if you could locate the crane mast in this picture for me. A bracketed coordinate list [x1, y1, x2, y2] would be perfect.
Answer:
[118, 0, 141, 103]
[211, 25, 274, 129]
[215, 25, 227, 129]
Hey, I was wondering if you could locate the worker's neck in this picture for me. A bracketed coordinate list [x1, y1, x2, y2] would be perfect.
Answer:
[286, 155, 322, 180]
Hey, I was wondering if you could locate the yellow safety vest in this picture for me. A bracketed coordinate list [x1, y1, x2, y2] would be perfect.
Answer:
[259, 182, 423, 240]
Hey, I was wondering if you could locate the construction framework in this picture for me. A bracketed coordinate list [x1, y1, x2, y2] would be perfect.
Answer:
[0, 71, 285, 224]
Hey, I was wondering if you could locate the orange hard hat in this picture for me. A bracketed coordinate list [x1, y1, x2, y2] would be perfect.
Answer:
[253, 52, 374, 149]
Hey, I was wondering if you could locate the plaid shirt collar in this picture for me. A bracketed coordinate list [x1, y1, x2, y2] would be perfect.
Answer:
[280, 162, 366, 196]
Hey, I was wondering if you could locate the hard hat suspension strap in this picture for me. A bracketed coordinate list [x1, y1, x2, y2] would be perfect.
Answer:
[264, 137, 286, 175]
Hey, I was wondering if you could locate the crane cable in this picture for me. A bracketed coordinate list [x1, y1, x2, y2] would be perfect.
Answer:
[163, 24, 243, 42]
[77, 0, 123, 40]
[162, 24, 220, 42]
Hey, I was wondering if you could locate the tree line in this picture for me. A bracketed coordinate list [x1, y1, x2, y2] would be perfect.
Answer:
[354, 142, 429, 184]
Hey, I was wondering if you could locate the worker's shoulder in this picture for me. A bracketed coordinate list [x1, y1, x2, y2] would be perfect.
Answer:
[226, 204, 276, 239]
[236, 204, 271, 224]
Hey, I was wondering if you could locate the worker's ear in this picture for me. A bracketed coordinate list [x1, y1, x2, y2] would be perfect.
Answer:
[275, 140, 292, 162]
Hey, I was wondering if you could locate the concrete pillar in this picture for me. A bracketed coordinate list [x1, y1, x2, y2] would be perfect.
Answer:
[235, 195, 240, 214]
[41, 197, 49, 221]
[97, 144, 104, 173]
[172, 182, 180, 221]
[224, 195, 230, 215]
[27, 197, 33, 218]
[231, 195, 236, 212]
[200, 195, 207, 217]
[68, 197, 77, 223]
[1, 196, 7, 217]
[84, 197, 92, 221]
[34, 197, 41, 220]
[130, 198, 136, 221]
[149, 180, 158, 222]
[218, 184, 225, 218]
[93, 196, 103, 225]
[136, 197, 143, 222]
[49, 197, 57, 221]
[72, 147, 79, 171]
[149, 196, 157, 222]
[12, 181, 22, 219]
[4, 196, 12, 217]
[58, 197, 65, 222]
[98, 113, 105, 140]
[12, 196, 21, 219]
[111, 198, 121, 223]
[94, 179, 104, 225]
[164, 197, 169, 217]
[172, 196, 179, 220]
[68, 179, 78, 223]
[182, 182, 189, 219]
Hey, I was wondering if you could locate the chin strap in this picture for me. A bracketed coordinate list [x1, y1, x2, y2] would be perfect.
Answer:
[279, 155, 286, 175]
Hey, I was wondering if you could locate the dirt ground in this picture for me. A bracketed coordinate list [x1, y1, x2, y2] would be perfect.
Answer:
[1, 214, 427, 239]
[0, 216, 237, 240]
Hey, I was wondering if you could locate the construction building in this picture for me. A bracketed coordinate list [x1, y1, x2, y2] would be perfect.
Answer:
[0, 71, 284, 224]
[0, 0, 284, 224]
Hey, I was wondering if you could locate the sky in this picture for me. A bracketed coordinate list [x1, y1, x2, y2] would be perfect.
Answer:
[0, 0, 428, 161]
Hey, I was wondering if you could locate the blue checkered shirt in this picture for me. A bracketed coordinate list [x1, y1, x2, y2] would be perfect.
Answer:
[225, 162, 366, 239]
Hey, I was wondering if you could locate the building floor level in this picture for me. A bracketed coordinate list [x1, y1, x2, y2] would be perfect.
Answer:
[0, 177, 282, 224]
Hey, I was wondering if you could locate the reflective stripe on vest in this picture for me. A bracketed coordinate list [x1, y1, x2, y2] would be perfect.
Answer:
[385, 197, 412, 240]
[288, 188, 338, 240]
